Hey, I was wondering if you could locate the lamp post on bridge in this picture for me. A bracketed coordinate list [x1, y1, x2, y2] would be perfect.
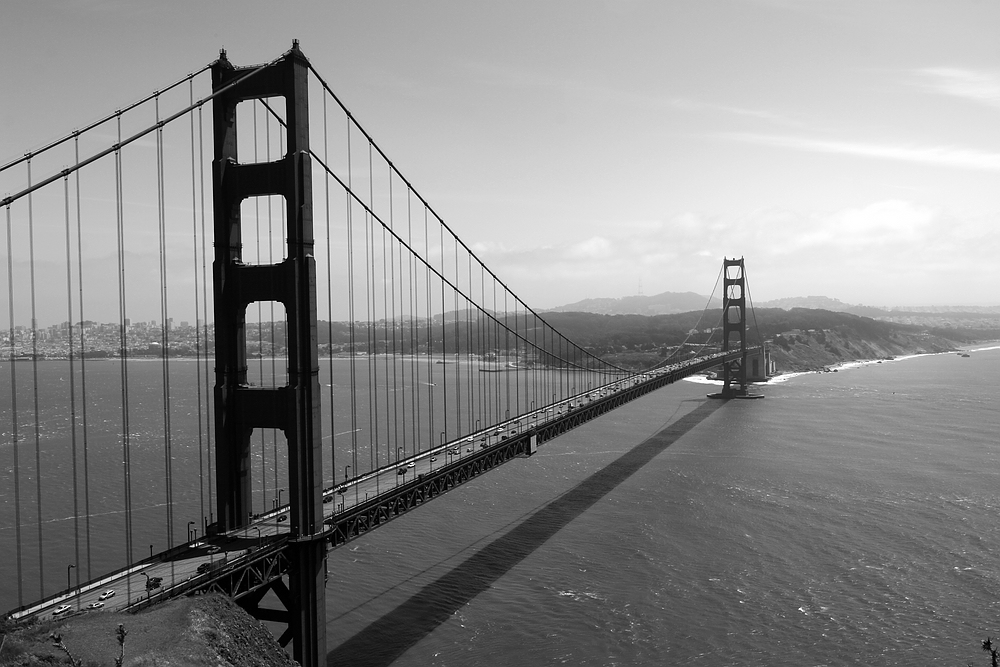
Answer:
[344, 465, 351, 481]
[187, 521, 195, 542]
[67, 563, 75, 593]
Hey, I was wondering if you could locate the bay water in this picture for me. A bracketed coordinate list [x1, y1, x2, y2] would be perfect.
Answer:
[324, 347, 1000, 666]
[3, 347, 999, 665]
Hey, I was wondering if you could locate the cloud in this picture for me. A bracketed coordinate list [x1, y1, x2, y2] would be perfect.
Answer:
[566, 236, 614, 260]
[766, 200, 935, 253]
[915, 68, 1000, 108]
[719, 132, 1000, 171]
[669, 98, 805, 128]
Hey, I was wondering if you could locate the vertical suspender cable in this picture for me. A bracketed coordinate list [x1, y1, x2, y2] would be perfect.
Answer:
[466, 252, 473, 437]
[5, 203, 24, 606]
[389, 170, 400, 460]
[26, 158, 45, 597]
[190, 81, 206, 533]
[156, 96, 175, 550]
[73, 135, 93, 580]
[479, 263, 485, 429]
[452, 235, 462, 437]
[346, 118, 359, 503]
[408, 191, 418, 459]
[63, 174, 81, 590]
[114, 113, 134, 596]
[382, 190, 388, 464]
[322, 89, 336, 488]
[198, 101, 213, 529]
[367, 143, 378, 486]
[515, 298, 520, 417]
[424, 207, 433, 451]
[413, 194, 423, 453]
[439, 224, 447, 443]
[504, 291, 510, 420]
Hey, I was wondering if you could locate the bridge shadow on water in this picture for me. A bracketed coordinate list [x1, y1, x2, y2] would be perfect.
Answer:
[326, 398, 724, 667]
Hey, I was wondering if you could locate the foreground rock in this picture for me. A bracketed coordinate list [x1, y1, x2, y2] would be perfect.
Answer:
[0, 594, 297, 666]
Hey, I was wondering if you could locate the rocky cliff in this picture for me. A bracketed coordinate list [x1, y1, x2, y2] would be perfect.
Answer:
[0, 594, 296, 667]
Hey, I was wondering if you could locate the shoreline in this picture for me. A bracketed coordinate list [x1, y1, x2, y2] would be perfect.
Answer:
[684, 340, 1000, 387]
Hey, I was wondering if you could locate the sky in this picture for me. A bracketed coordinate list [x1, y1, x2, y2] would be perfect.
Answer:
[2, 0, 999, 312]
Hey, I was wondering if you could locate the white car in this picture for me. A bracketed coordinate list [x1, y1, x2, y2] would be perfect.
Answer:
[98, 589, 116, 601]
[53, 604, 71, 615]
[87, 601, 104, 610]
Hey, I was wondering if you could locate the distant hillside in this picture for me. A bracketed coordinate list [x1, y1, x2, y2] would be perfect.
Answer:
[546, 291, 721, 316]
[756, 296, 1000, 329]
[756, 296, 887, 318]
[543, 307, 998, 372]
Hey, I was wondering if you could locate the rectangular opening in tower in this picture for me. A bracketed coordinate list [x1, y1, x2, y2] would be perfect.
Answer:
[249, 427, 289, 517]
[235, 97, 288, 163]
[245, 300, 288, 387]
[240, 195, 288, 264]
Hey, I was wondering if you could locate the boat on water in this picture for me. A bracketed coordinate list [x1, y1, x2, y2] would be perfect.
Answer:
[480, 361, 518, 373]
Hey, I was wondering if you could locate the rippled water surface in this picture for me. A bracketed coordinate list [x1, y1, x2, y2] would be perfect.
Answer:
[3, 348, 998, 665]
[325, 348, 1000, 666]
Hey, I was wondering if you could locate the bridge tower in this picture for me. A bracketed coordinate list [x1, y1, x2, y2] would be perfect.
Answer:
[719, 257, 750, 398]
[211, 42, 326, 666]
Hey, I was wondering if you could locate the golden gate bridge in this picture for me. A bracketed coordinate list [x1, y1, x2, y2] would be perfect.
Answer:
[0, 42, 764, 666]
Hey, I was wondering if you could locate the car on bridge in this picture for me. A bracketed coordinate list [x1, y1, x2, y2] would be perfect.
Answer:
[87, 601, 104, 610]
[98, 589, 116, 600]
[53, 604, 72, 616]
[206, 545, 222, 554]
[397, 468, 406, 475]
